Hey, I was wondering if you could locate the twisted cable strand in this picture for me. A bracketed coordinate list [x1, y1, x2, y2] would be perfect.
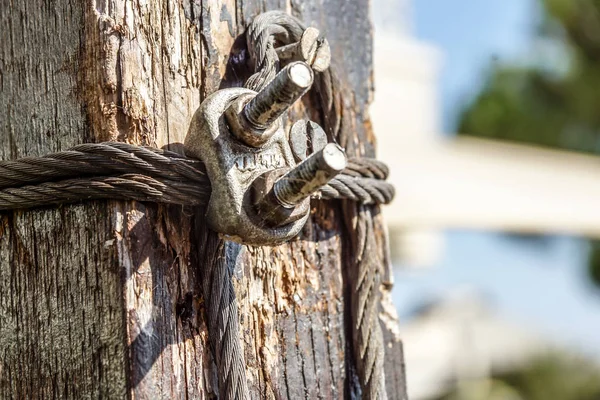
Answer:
[348, 206, 387, 400]
[319, 176, 395, 205]
[268, 14, 390, 400]
[0, 174, 209, 210]
[201, 235, 250, 400]
[245, 11, 305, 91]
[244, 11, 390, 399]
[345, 158, 390, 180]
[0, 168, 391, 211]
[0, 143, 206, 189]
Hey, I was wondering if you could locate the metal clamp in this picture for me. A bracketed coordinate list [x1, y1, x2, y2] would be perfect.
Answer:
[185, 61, 346, 245]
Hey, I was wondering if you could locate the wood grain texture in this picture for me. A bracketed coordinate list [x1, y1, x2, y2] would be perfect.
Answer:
[0, 0, 406, 398]
[0, 1, 128, 398]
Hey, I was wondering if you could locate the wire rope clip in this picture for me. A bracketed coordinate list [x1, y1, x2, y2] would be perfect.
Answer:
[185, 61, 346, 245]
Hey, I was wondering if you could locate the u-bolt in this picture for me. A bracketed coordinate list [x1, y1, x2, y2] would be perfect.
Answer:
[253, 143, 347, 228]
[226, 61, 314, 147]
[274, 143, 347, 207]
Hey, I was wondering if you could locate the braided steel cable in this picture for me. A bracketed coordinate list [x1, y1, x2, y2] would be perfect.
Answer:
[0, 143, 206, 189]
[345, 204, 388, 400]
[0, 141, 392, 211]
[245, 11, 305, 91]
[201, 234, 250, 400]
[0, 174, 208, 210]
[319, 176, 395, 205]
[243, 11, 389, 399]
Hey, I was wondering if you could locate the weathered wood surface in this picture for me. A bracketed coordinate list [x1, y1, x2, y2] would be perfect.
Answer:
[0, 0, 406, 399]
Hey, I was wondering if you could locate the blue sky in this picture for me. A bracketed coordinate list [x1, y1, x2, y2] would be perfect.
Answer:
[393, 232, 600, 357]
[391, 0, 600, 356]
[413, 0, 538, 131]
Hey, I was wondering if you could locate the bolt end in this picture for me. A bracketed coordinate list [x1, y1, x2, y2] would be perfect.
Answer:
[287, 62, 313, 89]
[243, 61, 314, 133]
[321, 143, 347, 173]
[274, 143, 347, 208]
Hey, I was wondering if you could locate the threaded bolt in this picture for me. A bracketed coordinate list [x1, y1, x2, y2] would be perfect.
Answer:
[243, 61, 314, 131]
[273, 143, 347, 208]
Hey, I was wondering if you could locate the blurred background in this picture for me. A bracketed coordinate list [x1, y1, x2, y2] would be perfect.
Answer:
[370, 0, 600, 399]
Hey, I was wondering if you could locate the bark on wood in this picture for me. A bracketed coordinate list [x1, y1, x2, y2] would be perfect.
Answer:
[0, 1, 407, 399]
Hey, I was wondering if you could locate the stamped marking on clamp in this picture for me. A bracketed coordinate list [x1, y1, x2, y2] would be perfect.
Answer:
[234, 151, 285, 172]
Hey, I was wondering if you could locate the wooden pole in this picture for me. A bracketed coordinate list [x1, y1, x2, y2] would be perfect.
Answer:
[0, 1, 407, 398]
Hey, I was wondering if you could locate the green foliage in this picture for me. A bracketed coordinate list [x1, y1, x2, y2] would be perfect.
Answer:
[436, 354, 600, 400]
[497, 354, 600, 400]
[588, 240, 600, 287]
[458, 0, 600, 154]
[458, 67, 574, 149]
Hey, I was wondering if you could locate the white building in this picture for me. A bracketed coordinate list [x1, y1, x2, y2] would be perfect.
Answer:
[400, 291, 550, 399]
[372, 0, 600, 267]
[370, 1, 600, 398]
